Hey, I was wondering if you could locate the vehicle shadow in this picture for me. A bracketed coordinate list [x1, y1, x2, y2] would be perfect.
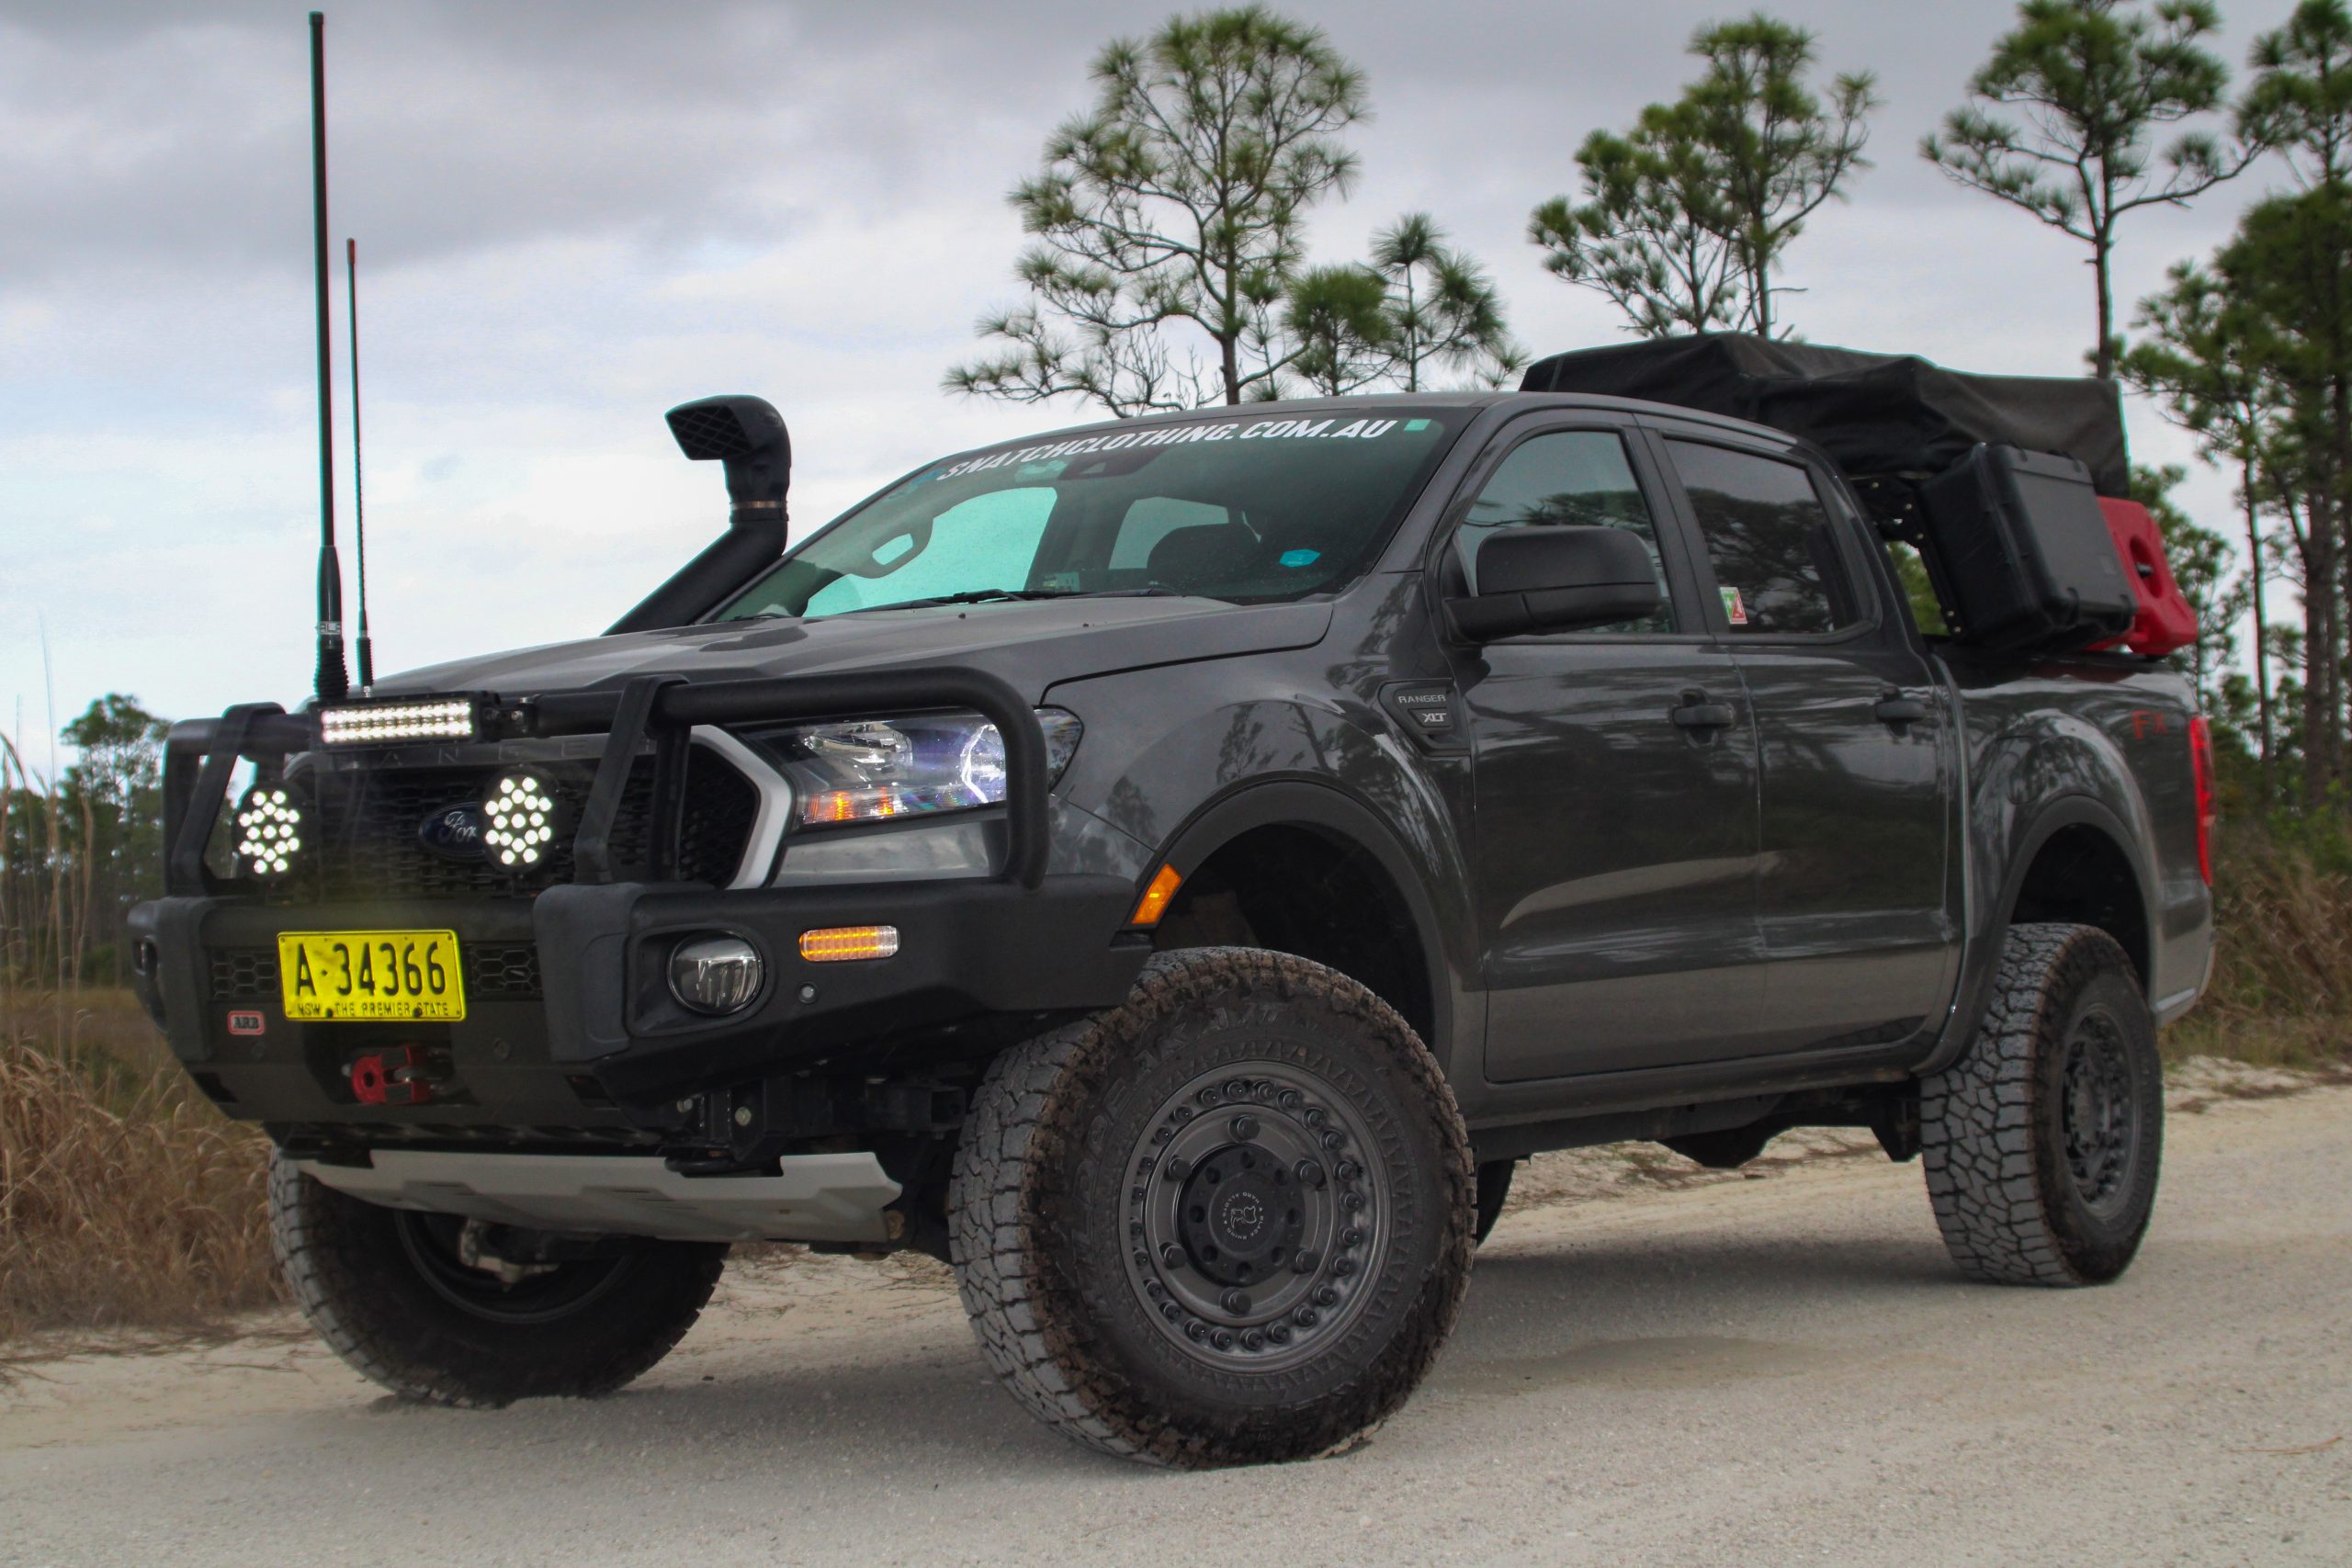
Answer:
[305, 1217, 1971, 1486]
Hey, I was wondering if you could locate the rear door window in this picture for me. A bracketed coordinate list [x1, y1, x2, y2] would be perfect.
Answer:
[1665, 441, 1865, 636]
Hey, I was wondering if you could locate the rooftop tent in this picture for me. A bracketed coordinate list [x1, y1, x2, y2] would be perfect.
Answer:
[1520, 333, 2130, 502]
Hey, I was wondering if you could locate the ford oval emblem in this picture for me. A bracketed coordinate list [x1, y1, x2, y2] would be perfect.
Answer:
[418, 804, 487, 861]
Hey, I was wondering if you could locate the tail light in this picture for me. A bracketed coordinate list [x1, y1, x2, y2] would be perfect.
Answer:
[2188, 716, 2216, 886]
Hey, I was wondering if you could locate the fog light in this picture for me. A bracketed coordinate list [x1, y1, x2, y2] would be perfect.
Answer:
[234, 784, 306, 880]
[670, 935, 765, 1015]
[798, 925, 900, 963]
[482, 769, 566, 871]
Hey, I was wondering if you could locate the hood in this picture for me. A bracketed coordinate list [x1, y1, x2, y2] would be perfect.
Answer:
[375, 595, 1333, 707]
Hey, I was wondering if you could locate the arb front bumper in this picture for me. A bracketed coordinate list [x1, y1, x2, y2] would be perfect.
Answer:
[129, 667, 1150, 1141]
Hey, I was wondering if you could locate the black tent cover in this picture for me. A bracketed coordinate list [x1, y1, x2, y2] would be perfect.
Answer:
[1520, 333, 2130, 500]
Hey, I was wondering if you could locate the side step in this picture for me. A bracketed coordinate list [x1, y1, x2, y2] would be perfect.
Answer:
[297, 1149, 902, 1244]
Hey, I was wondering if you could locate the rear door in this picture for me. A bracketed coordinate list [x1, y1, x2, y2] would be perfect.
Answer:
[1647, 426, 1958, 1054]
[1443, 417, 1768, 1082]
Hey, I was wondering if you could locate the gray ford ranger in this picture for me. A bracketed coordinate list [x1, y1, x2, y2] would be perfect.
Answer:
[131, 336, 2215, 1466]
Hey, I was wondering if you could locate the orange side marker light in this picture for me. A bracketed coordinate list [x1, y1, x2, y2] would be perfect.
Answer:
[1130, 863, 1183, 927]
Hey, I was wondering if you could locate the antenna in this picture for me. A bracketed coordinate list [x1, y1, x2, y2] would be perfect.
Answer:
[309, 11, 349, 702]
[346, 237, 373, 692]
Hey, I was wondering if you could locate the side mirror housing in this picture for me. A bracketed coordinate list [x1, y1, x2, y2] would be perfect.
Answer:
[1447, 525, 1664, 639]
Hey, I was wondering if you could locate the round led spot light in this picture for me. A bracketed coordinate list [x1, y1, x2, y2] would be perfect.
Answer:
[481, 769, 567, 872]
[234, 784, 306, 880]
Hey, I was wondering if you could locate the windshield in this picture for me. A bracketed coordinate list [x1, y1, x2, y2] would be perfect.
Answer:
[713, 409, 1464, 621]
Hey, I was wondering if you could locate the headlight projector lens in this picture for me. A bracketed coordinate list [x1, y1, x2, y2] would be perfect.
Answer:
[670, 935, 765, 1015]
[481, 770, 566, 871]
[233, 784, 305, 880]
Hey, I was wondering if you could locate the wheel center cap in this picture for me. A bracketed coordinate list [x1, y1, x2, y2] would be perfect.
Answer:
[1177, 1145, 1304, 1288]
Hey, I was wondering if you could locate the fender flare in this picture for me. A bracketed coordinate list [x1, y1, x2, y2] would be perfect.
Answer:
[1143, 776, 1468, 1081]
[1919, 790, 2158, 1075]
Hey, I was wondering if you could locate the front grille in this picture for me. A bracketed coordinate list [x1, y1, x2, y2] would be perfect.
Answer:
[300, 746, 758, 902]
[210, 948, 280, 1000]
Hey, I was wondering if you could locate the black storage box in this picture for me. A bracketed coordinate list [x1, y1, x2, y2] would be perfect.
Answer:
[1918, 444, 2137, 652]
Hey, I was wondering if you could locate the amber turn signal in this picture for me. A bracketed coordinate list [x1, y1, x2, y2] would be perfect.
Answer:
[798, 925, 901, 963]
[1129, 863, 1183, 927]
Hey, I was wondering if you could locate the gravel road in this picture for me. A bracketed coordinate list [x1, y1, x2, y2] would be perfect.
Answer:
[5, 1081, 2347, 1568]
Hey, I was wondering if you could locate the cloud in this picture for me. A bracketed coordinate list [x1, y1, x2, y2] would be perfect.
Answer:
[0, 0, 2276, 728]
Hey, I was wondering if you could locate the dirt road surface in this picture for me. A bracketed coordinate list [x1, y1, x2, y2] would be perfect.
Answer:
[5, 1082, 2347, 1568]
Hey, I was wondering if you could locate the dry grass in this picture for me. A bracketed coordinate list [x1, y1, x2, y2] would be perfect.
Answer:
[0, 989, 276, 1343]
[2164, 828, 2352, 1072]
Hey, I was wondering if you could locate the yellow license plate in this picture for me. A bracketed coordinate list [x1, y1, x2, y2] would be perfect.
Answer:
[277, 931, 467, 1021]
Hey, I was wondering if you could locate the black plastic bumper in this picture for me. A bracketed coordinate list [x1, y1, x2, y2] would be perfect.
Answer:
[128, 874, 1148, 1131]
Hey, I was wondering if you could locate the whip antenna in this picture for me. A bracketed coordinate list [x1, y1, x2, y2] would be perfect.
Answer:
[346, 237, 373, 692]
[309, 10, 349, 701]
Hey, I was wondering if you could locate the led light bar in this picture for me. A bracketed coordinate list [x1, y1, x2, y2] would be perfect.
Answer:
[798, 925, 901, 963]
[318, 697, 479, 747]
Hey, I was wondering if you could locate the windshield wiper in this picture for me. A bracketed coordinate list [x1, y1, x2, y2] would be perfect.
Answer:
[836, 587, 1195, 615]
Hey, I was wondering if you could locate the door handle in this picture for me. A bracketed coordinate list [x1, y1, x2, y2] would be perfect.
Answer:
[1874, 691, 1931, 727]
[1669, 694, 1736, 731]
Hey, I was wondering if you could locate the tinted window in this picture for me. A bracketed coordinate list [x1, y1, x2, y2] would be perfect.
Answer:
[1458, 431, 1670, 633]
[1667, 442, 1862, 636]
[717, 411, 1460, 620]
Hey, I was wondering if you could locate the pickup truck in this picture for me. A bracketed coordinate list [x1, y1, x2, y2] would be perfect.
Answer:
[130, 344, 2216, 1467]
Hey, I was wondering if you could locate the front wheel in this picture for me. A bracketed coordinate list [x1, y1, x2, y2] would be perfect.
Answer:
[1920, 923, 2163, 1286]
[950, 948, 1476, 1466]
[269, 1156, 727, 1405]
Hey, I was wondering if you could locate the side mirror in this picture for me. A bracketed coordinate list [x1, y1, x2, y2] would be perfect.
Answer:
[1448, 525, 1664, 639]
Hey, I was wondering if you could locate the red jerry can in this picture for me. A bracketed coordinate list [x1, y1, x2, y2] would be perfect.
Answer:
[2093, 498, 2199, 658]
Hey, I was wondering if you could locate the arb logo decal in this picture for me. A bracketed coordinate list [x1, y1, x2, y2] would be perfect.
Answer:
[226, 1010, 266, 1037]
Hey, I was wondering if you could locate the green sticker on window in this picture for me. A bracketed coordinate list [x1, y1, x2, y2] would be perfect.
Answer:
[1404, 419, 1431, 432]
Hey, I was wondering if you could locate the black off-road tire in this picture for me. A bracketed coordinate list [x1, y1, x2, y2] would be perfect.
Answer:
[1474, 1159, 1516, 1244]
[949, 947, 1476, 1467]
[1920, 923, 2164, 1287]
[270, 1155, 728, 1405]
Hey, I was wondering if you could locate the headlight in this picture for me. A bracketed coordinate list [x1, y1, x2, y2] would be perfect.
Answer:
[757, 708, 1081, 829]
[233, 784, 306, 880]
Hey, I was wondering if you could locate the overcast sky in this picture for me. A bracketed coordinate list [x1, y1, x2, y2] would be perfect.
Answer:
[0, 0, 2294, 751]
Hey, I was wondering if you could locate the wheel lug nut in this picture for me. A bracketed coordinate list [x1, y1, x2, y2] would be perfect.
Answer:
[1164, 1156, 1191, 1182]
[1221, 1288, 1250, 1314]
[1153, 1126, 1173, 1144]
[1161, 1302, 1182, 1322]
[1331, 1257, 1357, 1278]
[1295, 1159, 1326, 1189]
[1277, 1089, 1301, 1111]
[1137, 1155, 1155, 1173]
[1268, 1322, 1292, 1344]
[1341, 1191, 1364, 1211]
[1198, 1086, 1221, 1105]
[1185, 1320, 1209, 1342]
[1211, 1328, 1235, 1350]
[1144, 1279, 1164, 1298]
[1316, 1285, 1339, 1306]
[1133, 1250, 1150, 1270]
[1241, 1328, 1265, 1350]
[1223, 1080, 1249, 1101]
[1321, 1130, 1346, 1151]
[1129, 1221, 1144, 1238]
[1173, 1105, 1193, 1122]
[1229, 1113, 1261, 1142]
[1294, 1306, 1319, 1327]
[1304, 1108, 1327, 1129]
[1340, 1228, 1363, 1248]
[1335, 1159, 1361, 1181]
[1292, 1249, 1319, 1273]
[1160, 1243, 1186, 1269]
[1254, 1083, 1278, 1104]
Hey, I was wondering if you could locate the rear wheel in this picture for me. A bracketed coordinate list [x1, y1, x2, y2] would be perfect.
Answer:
[1920, 923, 2163, 1286]
[269, 1156, 727, 1405]
[950, 947, 1475, 1466]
